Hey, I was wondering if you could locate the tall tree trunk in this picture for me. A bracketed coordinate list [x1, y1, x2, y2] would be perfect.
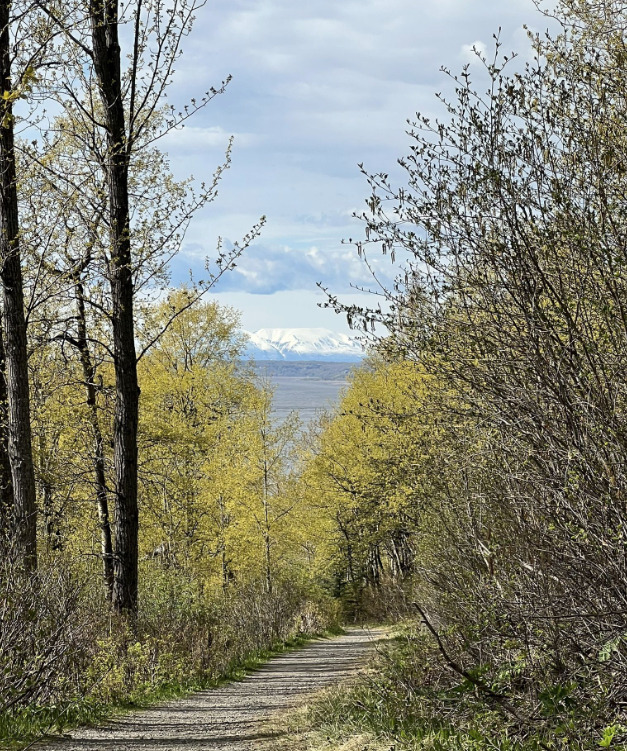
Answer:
[0, 0, 36, 570]
[262, 453, 272, 594]
[75, 280, 114, 600]
[89, 0, 139, 614]
[0, 325, 13, 528]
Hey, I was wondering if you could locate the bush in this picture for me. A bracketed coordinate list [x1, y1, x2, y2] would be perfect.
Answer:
[0, 557, 339, 742]
[308, 626, 627, 751]
[0, 548, 100, 716]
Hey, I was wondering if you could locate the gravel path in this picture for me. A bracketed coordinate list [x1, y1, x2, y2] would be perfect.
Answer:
[34, 628, 386, 751]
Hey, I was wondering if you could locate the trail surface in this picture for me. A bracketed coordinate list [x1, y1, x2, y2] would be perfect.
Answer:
[35, 627, 385, 751]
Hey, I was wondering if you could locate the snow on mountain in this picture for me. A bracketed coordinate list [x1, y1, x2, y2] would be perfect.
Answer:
[243, 328, 364, 362]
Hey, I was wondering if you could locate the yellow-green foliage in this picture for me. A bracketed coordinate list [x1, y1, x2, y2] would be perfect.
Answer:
[297, 356, 451, 602]
[27, 289, 327, 596]
[134, 293, 315, 590]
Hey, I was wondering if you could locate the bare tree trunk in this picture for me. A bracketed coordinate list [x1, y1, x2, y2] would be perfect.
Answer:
[89, 0, 139, 614]
[0, 0, 36, 570]
[0, 324, 14, 529]
[262, 454, 272, 594]
[75, 280, 114, 600]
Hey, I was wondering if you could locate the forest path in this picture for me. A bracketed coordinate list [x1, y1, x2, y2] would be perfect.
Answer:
[35, 627, 386, 751]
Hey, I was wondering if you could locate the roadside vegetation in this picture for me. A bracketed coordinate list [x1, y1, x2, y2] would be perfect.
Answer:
[1, 555, 339, 743]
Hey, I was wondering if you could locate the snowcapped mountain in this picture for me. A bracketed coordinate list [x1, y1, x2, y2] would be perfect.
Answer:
[243, 328, 364, 362]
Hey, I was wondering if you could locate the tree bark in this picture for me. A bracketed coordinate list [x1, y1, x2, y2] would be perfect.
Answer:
[262, 446, 272, 595]
[89, 0, 139, 614]
[0, 0, 36, 569]
[75, 280, 114, 600]
[0, 324, 13, 531]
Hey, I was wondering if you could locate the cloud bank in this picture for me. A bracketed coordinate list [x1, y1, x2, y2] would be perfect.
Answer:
[159, 0, 545, 326]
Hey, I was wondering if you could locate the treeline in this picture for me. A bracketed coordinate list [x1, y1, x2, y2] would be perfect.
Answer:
[298, 1, 627, 748]
[0, 0, 265, 610]
[0, 0, 337, 741]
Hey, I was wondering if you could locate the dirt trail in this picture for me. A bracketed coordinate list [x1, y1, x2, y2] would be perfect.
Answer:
[35, 627, 386, 751]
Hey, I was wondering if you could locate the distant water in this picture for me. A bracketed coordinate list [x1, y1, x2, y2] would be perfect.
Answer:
[268, 376, 347, 425]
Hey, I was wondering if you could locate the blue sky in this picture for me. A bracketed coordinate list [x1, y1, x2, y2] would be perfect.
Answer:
[160, 0, 545, 332]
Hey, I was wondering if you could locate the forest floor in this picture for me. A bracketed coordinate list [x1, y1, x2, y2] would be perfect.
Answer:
[31, 627, 387, 751]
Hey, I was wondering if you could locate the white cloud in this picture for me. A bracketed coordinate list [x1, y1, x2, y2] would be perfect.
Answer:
[162, 125, 259, 153]
[174, 239, 397, 296]
[153, 0, 550, 325]
[461, 40, 489, 62]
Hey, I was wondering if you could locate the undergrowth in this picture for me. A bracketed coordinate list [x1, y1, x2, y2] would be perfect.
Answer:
[0, 632, 333, 748]
[303, 625, 627, 751]
[0, 559, 342, 748]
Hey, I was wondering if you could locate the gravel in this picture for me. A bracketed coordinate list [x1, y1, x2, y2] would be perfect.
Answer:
[33, 627, 386, 751]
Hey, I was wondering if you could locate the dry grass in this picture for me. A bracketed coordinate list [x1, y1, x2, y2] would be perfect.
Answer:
[265, 692, 393, 751]
[266, 724, 390, 751]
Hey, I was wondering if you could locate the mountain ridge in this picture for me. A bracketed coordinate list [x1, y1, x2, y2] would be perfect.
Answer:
[243, 327, 364, 362]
